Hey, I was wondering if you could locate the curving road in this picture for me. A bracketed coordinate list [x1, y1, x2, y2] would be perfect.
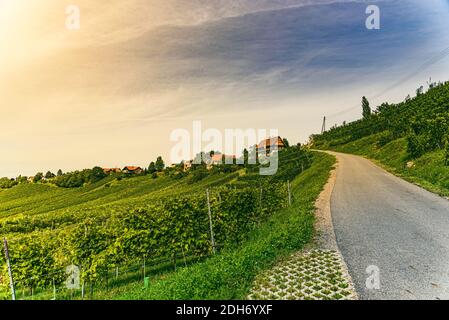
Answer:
[329, 151, 449, 300]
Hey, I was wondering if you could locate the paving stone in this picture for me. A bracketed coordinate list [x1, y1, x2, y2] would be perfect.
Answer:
[248, 249, 357, 300]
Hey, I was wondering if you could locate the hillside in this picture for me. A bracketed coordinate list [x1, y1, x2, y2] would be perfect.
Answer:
[0, 146, 335, 300]
[312, 80, 449, 196]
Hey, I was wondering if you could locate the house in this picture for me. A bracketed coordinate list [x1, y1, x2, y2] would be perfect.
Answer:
[103, 168, 122, 174]
[257, 136, 286, 155]
[122, 166, 143, 175]
[183, 160, 193, 172]
[212, 154, 236, 165]
[206, 153, 236, 169]
[211, 153, 223, 165]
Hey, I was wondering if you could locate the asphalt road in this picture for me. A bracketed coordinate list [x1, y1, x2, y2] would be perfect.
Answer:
[329, 152, 449, 300]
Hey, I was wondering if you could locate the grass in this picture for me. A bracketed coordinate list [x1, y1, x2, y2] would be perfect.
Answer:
[323, 132, 449, 197]
[108, 151, 336, 300]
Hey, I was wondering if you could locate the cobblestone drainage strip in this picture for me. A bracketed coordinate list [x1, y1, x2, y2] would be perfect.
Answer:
[248, 249, 357, 300]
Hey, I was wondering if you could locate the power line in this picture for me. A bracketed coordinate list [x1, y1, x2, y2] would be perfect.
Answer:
[326, 45, 449, 119]
[372, 46, 449, 100]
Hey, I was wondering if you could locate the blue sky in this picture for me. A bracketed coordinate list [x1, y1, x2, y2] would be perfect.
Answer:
[1, 0, 449, 177]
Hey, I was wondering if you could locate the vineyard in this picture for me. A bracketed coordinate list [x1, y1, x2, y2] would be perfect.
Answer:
[0, 146, 325, 300]
[313, 80, 449, 195]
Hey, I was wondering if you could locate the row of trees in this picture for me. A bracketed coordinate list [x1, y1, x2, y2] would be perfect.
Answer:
[2, 136, 291, 190]
[0, 159, 165, 190]
[0, 170, 65, 189]
[52, 167, 107, 188]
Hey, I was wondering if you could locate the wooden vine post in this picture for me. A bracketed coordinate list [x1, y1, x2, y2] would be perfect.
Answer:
[3, 238, 16, 300]
[288, 180, 292, 206]
[206, 189, 216, 254]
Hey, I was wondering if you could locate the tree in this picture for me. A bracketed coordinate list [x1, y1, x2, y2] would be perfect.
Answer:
[57, 169, 63, 176]
[243, 148, 249, 166]
[193, 152, 207, 167]
[16, 175, 28, 184]
[188, 168, 208, 184]
[0, 177, 18, 189]
[155, 156, 165, 172]
[283, 138, 290, 148]
[362, 96, 371, 119]
[45, 171, 55, 179]
[33, 172, 44, 183]
[148, 162, 156, 174]
[90, 166, 107, 182]
[416, 85, 424, 96]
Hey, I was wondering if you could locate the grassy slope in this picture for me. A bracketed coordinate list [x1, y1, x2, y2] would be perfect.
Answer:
[325, 132, 449, 197]
[108, 151, 336, 300]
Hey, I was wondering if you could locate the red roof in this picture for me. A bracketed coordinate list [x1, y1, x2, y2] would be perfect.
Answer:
[123, 166, 142, 171]
[211, 154, 236, 162]
[103, 168, 121, 173]
[257, 136, 285, 149]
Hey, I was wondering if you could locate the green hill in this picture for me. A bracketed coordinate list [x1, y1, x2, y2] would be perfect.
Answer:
[0, 146, 335, 300]
[313, 80, 449, 196]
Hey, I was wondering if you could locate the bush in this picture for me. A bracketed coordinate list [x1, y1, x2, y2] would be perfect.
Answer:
[53, 167, 107, 188]
[0, 178, 18, 189]
[377, 131, 395, 147]
[187, 168, 208, 184]
[407, 133, 432, 159]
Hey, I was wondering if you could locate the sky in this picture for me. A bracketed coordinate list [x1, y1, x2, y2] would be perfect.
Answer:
[1, 0, 449, 177]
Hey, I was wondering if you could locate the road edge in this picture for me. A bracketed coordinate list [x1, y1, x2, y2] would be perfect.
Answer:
[313, 152, 359, 300]
[318, 148, 449, 200]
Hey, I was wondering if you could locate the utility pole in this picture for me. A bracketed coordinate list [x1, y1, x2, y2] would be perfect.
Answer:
[321, 116, 326, 134]
[3, 238, 16, 300]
